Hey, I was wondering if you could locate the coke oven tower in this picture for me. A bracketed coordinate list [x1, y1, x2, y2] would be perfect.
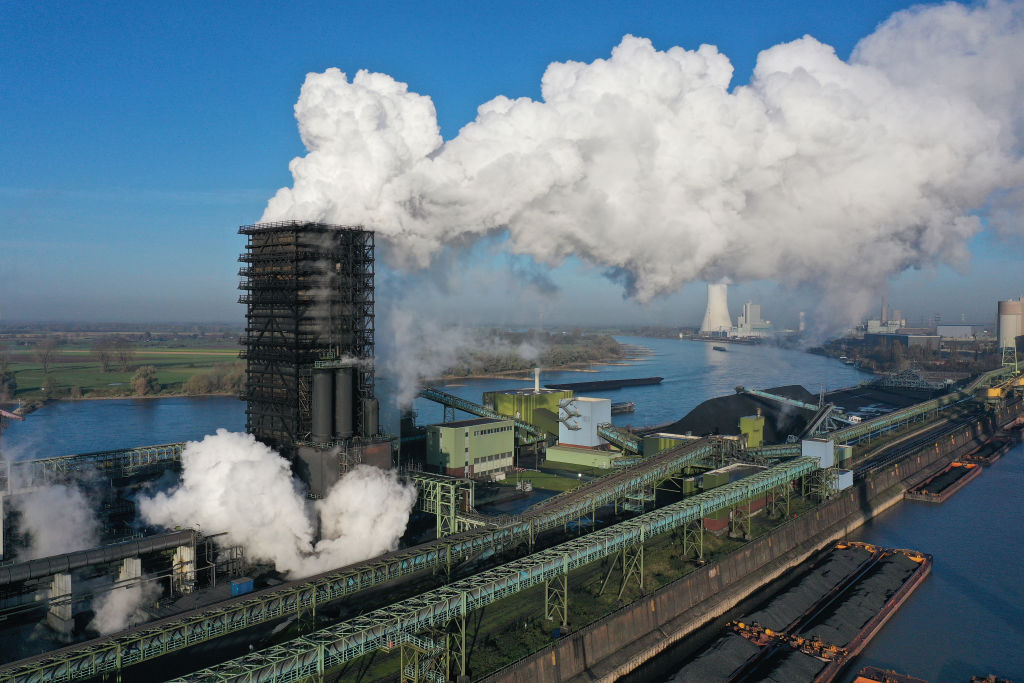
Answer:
[238, 221, 389, 495]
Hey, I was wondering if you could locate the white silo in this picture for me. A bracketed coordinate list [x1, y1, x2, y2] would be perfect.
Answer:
[997, 297, 1024, 349]
[701, 283, 732, 334]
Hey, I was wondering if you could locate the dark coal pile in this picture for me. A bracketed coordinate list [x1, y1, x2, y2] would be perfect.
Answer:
[799, 552, 919, 647]
[919, 466, 969, 494]
[742, 545, 869, 630]
[668, 633, 759, 682]
[659, 385, 816, 442]
[746, 647, 828, 682]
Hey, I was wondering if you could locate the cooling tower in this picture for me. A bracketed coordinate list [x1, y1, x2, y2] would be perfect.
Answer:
[701, 283, 732, 333]
[997, 297, 1024, 349]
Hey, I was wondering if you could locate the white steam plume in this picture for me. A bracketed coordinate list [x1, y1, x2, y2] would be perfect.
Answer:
[138, 430, 417, 578]
[89, 577, 160, 635]
[262, 1, 1024, 330]
[381, 307, 541, 408]
[13, 484, 100, 560]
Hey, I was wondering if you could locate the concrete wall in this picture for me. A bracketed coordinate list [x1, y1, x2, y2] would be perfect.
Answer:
[484, 405, 1018, 683]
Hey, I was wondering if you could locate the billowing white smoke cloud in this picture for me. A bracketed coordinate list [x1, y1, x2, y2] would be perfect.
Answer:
[262, 1, 1024, 329]
[89, 578, 160, 635]
[138, 430, 417, 577]
[381, 307, 541, 408]
[13, 484, 100, 560]
[306, 465, 418, 574]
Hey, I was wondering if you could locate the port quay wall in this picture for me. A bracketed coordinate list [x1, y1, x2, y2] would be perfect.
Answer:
[485, 402, 1022, 683]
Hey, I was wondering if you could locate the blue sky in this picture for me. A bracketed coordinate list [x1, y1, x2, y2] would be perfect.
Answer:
[1, 1, 1019, 326]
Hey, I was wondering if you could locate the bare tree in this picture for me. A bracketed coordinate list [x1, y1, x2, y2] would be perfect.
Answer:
[34, 337, 59, 374]
[113, 337, 136, 372]
[93, 337, 116, 372]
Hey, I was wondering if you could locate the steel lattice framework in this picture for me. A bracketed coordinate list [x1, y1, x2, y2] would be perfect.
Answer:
[239, 221, 374, 457]
[0, 439, 719, 683]
[168, 457, 820, 683]
[0, 443, 184, 494]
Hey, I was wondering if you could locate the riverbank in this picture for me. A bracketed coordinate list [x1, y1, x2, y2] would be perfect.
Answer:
[485, 404, 1021, 683]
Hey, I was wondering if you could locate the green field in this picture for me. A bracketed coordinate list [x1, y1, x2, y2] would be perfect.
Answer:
[4, 347, 241, 401]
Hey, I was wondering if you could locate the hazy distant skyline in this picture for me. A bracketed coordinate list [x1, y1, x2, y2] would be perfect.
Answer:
[2, 1, 1021, 328]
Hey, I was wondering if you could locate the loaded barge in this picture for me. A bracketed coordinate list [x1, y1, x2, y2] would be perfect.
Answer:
[962, 438, 1013, 465]
[543, 376, 663, 392]
[904, 461, 981, 503]
[664, 542, 931, 683]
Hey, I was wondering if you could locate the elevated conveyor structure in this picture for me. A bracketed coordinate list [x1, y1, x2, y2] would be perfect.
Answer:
[740, 387, 821, 413]
[0, 531, 197, 586]
[167, 457, 820, 683]
[0, 439, 720, 683]
[417, 387, 546, 444]
[1, 443, 184, 494]
[597, 423, 642, 454]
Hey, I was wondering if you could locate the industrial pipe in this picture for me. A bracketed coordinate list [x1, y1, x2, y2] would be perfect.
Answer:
[334, 367, 354, 438]
[0, 530, 197, 586]
[311, 369, 333, 443]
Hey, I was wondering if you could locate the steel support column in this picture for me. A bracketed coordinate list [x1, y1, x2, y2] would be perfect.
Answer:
[544, 555, 569, 629]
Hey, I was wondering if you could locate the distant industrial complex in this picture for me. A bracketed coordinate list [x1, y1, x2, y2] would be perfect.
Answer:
[0, 223, 1021, 683]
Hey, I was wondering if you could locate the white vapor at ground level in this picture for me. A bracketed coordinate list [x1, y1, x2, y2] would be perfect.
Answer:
[138, 430, 418, 578]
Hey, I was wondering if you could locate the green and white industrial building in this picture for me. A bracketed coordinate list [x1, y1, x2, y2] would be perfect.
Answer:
[425, 417, 515, 479]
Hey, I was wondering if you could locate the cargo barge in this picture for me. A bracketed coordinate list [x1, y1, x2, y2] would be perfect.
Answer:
[854, 666, 928, 683]
[904, 461, 981, 503]
[664, 542, 931, 683]
[543, 376, 663, 392]
[962, 438, 1012, 465]
[611, 401, 636, 415]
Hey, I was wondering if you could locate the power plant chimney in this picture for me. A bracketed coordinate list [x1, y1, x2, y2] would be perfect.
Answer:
[534, 367, 541, 392]
[700, 283, 732, 334]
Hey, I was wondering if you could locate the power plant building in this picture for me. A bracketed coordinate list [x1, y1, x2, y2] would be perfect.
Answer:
[425, 417, 515, 478]
[482, 387, 573, 439]
[557, 396, 611, 448]
[238, 221, 390, 497]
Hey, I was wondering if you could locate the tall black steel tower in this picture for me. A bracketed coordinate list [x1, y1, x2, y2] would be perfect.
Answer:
[238, 221, 379, 471]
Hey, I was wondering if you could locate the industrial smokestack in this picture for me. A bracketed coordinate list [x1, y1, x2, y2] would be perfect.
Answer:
[701, 283, 732, 334]
[534, 367, 541, 392]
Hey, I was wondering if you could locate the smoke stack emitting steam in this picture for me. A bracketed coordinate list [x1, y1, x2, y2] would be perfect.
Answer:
[261, 1, 1024, 332]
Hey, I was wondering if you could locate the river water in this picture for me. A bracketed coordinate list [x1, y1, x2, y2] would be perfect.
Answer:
[4, 337, 1017, 679]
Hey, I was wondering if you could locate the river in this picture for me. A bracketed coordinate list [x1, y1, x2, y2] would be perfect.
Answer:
[5, 338, 1014, 679]
[4, 336, 866, 459]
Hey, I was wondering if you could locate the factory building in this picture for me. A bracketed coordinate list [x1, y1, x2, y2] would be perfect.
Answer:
[997, 297, 1024, 350]
[544, 443, 619, 469]
[734, 301, 772, 338]
[482, 386, 573, 439]
[557, 396, 611, 447]
[425, 417, 515, 478]
[863, 332, 941, 350]
[936, 323, 993, 340]
[238, 221, 391, 498]
[700, 283, 732, 335]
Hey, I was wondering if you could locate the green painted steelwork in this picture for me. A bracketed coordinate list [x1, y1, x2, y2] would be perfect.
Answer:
[408, 472, 479, 538]
[167, 457, 819, 683]
[596, 423, 642, 454]
[417, 387, 546, 444]
[1, 443, 185, 494]
[0, 439, 718, 683]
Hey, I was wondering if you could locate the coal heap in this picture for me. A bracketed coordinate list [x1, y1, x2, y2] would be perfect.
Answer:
[658, 385, 817, 444]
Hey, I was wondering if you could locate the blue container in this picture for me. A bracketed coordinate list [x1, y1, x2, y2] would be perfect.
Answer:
[230, 577, 254, 596]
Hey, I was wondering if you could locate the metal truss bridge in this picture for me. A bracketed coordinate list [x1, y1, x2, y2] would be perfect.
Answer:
[0, 438, 722, 683]
[0, 442, 184, 494]
[168, 457, 819, 683]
